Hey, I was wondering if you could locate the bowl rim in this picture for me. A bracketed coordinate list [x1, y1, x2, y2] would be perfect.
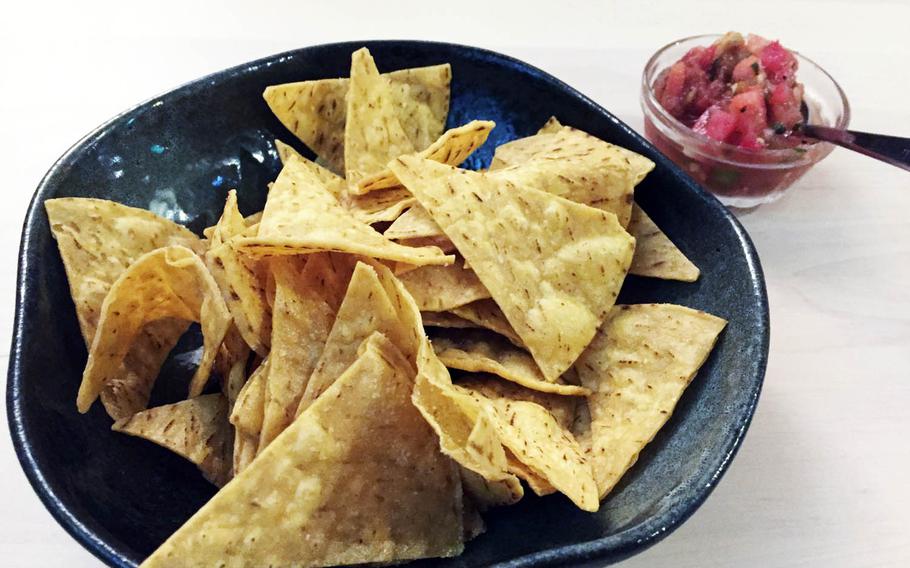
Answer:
[641, 32, 852, 169]
[7, 39, 770, 568]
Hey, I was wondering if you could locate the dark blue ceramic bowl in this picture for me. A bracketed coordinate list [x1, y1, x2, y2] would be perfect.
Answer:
[7, 41, 768, 567]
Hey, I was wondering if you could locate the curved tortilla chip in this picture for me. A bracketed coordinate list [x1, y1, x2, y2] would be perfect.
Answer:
[455, 373, 578, 430]
[574, 304, 726, 498]
[432, 333, 590, 396]
[239, 157, 452, 266]
[354, 120, 495, 195]
[450, 299, 524, 348]
[230, 358, 269, 475]
[142, 333, 464, 568]
[45, 198, 201, 418]
[628, 204, 700, 282]
[263, 64, 450, 174]
[77, 246, 231, 413]
[113, 394, 232, 487]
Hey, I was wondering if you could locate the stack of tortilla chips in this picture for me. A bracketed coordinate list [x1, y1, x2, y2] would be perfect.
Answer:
[46, 47, 726, 567]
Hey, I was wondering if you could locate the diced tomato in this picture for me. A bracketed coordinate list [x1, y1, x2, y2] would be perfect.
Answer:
[768, 83, 805, 128]
[729, 89, 767, 127]
[732, 55, 761, 83]
[760, 41, 797, 84]
[745, 33, 771, 55]
[658, 62, 688, 115]
[682, 45, 717, 71]
[705, 109, 737, 141]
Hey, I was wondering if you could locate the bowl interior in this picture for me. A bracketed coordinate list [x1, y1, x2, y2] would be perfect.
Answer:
[9, 41, 768, 568]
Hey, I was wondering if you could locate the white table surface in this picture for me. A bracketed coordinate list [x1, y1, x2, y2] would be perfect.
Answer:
[2, 1, 909, 566]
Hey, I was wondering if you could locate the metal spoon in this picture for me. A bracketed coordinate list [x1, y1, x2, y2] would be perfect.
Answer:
[799, 102, 910, 172]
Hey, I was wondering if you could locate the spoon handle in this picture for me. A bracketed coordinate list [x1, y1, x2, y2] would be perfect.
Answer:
[803, 125, 910, 172]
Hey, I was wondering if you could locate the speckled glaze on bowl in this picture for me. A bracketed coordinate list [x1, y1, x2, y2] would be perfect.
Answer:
[8, 41, 769, 568]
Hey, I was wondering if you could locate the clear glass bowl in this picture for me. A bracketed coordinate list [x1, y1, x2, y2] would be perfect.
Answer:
[641, 34, 850, 208]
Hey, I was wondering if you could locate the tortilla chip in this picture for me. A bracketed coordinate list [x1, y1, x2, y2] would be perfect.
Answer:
[432, 333, 590, 396]
[142, 333, 464, 568]
[537, 118, 655, 185]
[344, 48, 416, 184]
[345, 187, 416, 224]
[354, 120, 495, 195]
[221, 346, 249, 409]
[628, 204, 699, 282]
[488, 127, 636, 227]
[206, 239, 271, 355]
[450, 299, 524, 348]
[99, 319, 191, 420]
[258, 254, 353, 450]
[230, 358, 269, 476]
[574, 304, 726, 498]
[112, 394, 232, 487]
[480, 397, 597, 510]
[391, 156, 635, 381]
[208, 190, 247, 249]
[239, 157, 452, 266]
[263, 63, 451, 174]
[296, 261, 419, 413]
[384, 203, 443, 240]
[398, 235, 457, 254]
[504, 449, 557, 496]
[45, 198, 202, 418]
[77, 246, 231, 413]
[398, 258, 491, 312]
[274, 139, 347, 197]
[455, 374, 578, 430]
[421, 310, 482, 331]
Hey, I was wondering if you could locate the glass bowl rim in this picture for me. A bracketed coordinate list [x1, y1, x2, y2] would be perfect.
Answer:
[641, 33, 851, 169]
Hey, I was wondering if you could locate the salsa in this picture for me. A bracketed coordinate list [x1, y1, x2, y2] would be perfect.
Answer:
[653, 32, 809, 150]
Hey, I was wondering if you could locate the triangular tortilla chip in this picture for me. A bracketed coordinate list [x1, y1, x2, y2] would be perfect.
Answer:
[345, 187, 416, 224]
[398, 257, 491, 312]
[455, 373, 578, 430]
[113, 394, 232, 486]
[450, 299, 524, 348]
[537, 118, 655, 185]
[45, 198, 201, 419]
[274, 139, 347, 197]
[489, 126, 636, 227]
[432, 333, 590, 396]
[239, 157, 452, 266]
[230, 358, 269, 476]
[296, 261, 409, 413]
[628, 204, 700, 282]
[422, 310, 481, 331]
[263, 63, 451, 174]
[354, 120, 495, 195]
[474, 397, 598, 511]
[344, 48, 416, 184]
[258, 254, 354, 450]
[77, 246, 231, 413]
[142, 333, 464, 568]
[574, 304, 726, 498]
[384, 203, 444, 240]
[392, 156, 634, 380]
[206, 239, 271, 355]
[208, 190, 246, 248]
[413, 343, 524, 510]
